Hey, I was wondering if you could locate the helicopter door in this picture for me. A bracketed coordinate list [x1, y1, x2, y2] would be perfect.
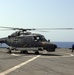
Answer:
[23, 36, 32, 47]
[31, 36, 41, 47]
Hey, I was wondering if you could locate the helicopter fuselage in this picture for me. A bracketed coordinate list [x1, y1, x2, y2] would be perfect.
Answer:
[0, 33, 57, 53]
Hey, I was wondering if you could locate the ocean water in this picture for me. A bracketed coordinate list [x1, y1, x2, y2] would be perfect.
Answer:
[0, 43, 9, 48]
[0, 42, 74, 48]
[53, 42, 74, 48]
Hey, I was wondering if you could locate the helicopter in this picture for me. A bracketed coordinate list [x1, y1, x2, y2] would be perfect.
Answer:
[0, 26, 73, 54]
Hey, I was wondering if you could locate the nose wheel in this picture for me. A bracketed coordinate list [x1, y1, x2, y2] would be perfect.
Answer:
[7, 50, 12, 54]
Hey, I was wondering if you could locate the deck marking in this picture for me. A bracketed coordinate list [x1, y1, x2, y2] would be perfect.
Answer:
[11, 53, 20, 56]
[0, 55, 41, 75]
[70, 54, 74, 56]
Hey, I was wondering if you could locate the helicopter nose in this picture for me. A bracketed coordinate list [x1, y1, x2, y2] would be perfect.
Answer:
[54, 44, 57, 49]
[46, 44, 57, 52]
[41, 42, 57, 52]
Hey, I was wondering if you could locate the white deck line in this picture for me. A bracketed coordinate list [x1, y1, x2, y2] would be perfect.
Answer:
[0, 55, 41, 75]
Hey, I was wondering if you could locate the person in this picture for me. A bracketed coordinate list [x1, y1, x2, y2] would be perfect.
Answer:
[72, 44, 74, 52]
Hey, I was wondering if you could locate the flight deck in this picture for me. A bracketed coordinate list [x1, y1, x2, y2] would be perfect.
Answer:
[0, 48, 74, 75]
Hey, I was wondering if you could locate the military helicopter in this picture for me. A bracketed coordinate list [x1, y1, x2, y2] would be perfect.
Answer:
[0, 26, 73, 54]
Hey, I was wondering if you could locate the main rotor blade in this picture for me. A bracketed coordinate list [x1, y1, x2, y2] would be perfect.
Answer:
[0, 26, 35, 31]
[0, 26, 21, 30]
[0, 26, 74, 31]
[0, 29, 14, 31]
[35, 28, 74, 30]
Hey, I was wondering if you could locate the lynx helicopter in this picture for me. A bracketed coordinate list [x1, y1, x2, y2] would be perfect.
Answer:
[0, 26, 58, 54]
[0, 27, 73, 54]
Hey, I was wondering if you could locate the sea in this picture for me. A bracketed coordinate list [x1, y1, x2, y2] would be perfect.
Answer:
[0, 42, 74, 48]
[53, 42, 74, 48]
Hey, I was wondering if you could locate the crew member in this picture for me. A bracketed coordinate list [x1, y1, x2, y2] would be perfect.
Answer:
[72, 44, 74, 52]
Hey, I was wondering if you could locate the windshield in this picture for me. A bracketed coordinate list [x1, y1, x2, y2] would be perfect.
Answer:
[33, 36, 47, 41]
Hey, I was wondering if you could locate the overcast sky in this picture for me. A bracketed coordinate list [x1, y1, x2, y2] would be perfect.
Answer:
[0, 0, 74, 42]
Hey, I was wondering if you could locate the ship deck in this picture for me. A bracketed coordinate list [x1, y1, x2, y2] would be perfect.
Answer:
[0, 48, 74, 75]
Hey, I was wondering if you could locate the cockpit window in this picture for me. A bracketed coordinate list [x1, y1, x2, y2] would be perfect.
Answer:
[33, 36, 47, 41]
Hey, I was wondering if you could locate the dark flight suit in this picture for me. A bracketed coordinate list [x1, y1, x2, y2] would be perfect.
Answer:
[72, 44, 74, 52]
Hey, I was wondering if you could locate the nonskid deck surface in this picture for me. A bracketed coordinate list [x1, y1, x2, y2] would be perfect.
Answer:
[0, 48, 74, 75]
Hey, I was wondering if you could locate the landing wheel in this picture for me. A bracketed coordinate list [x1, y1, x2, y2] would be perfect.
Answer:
[20, 50, 28, 54]
[7, 50, 12, 54]
[35, 51, 39, 55]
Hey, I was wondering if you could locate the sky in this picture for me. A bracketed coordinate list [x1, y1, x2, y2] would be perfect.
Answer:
[0, 0, 74, 42]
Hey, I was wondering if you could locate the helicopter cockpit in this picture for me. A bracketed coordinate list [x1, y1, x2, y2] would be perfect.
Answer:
[33, 35, 47, 42]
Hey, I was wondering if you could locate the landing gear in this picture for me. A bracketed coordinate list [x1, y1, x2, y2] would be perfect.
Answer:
[7, 47, 13, 54]
[20, 50, 28, 54]
[35, 51, 39, 55]
[7, 50, 12, 54]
